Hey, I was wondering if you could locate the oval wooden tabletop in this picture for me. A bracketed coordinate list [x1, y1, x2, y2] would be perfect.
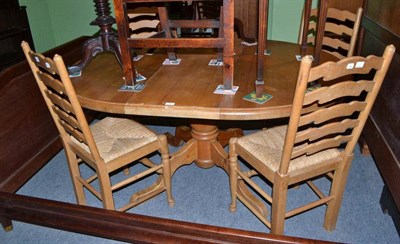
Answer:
[72, 40, 328, 120]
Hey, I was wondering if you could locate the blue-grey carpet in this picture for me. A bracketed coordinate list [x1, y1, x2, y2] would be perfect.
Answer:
[1, 125, 399, 243]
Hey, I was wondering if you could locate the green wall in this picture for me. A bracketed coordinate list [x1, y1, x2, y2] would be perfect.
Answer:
[20, 0, 99, 52]
[19, 0, 317, 52]
[269, 0, 318, 43]
[19, 0, 55, 52]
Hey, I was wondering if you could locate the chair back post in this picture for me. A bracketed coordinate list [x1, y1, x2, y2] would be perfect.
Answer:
[279, 55, 313, 175]
[343, 44, 395, 155]
[347, 7, 363, 57]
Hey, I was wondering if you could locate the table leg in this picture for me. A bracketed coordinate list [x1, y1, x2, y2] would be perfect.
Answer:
[130, 124, 267, 217]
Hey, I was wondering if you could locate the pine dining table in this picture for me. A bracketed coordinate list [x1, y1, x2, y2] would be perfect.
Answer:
[72, 39, 333, 216]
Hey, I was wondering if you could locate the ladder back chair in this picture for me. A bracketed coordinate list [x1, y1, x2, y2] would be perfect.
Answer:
[228, 44, 395, 234]
[300, 7, 363, 59]
[21, 41, 174, 211]
[113, 0, 234, 89]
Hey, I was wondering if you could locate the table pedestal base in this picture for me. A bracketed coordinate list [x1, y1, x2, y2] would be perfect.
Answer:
[129, 124, 268, 217]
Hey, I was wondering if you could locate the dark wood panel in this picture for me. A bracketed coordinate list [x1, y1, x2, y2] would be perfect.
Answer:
[0, 6, 35, 70]
[328, 0, 364, 13]
[361, 0, 400, 214]
[234, 0, 258, 40]
[0, 37, 88, 192]
[365, 0, 400, 36]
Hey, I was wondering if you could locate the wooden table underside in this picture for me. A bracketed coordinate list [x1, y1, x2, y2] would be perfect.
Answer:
[73, 40, 325, 217]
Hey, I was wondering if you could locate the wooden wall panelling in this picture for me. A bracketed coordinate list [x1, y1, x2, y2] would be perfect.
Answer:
[364, 0, 400, 36]
[234, 0, 258, 40]
[327, 0, 365, 13]
[360, 0, 400, 233]
[0, 3, 35, 70]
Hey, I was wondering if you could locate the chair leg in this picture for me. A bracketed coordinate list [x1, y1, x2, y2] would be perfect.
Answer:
[217, 8, 224, 62]
[228, 138, 238, 212]
[97, 166, 115, 210]
[159, 135, 175, 207]
[324, 156, 353, 231]
[64, 148, 86, 205]
[270, 173, 289, 235]
[0, 216, 13, 232]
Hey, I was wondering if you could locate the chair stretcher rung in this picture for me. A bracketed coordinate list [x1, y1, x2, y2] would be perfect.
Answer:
[236, 169, 273, 204]
[285, 196, 333, 218]
[76, 176, 101, 200]
[111, 164, 163, 190]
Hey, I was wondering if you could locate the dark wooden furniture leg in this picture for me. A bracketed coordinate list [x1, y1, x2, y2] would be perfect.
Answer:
[313, 0, 328, 65]
[300, 0, 312, 57]
[68, 0, 122, 75]
[0, 216, 13, 232]
[255, 0, 269, 98]
[157, 6, 177, 61]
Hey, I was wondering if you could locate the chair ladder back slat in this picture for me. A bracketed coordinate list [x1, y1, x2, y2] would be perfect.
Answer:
[299, 101, 367, 127]
[52, 105, 81, 131]
[327, 8, 356, 22]
[292, 135, 352, 159]
[308, 55, 385, 81]
[60, 120, 87, 144]
[37, 72, 67, 95]
[295, 119, 359, 144]
[46, 90, 74, 114]
[304, 80, 375, 105]
[323, 35, 350, 51]
[27, 51, 58, 74]
[325, 22, 354, 36]
[130, 27, 159, 36]
[323, 49, 346, 60]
